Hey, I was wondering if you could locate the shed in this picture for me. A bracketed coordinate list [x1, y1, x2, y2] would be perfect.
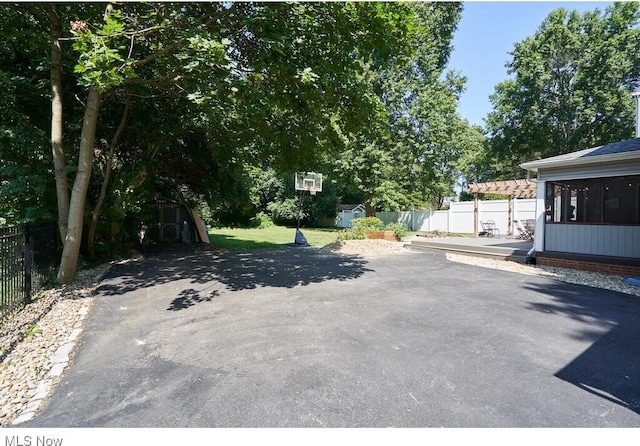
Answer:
[143, 198, 210, 244]
[336, 204, 366, 228]
[521, 137, 640, 276]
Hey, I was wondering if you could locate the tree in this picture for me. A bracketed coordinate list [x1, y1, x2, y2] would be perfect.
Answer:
[485, 3, 640, 178]
[0, 5, 56, 223]
[0, 74, 54, 222]
[328, 2, 468, 213]
[56, 4, 182, 283]
[0, 2, 418, 283]
[451, 124, 492, 194]
[46, 4, 71, 241]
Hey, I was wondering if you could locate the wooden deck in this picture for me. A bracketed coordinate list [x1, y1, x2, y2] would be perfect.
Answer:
[405, 236, 534, 263]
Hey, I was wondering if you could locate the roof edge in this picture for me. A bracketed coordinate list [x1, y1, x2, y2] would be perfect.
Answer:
[520, 150, 640, 172]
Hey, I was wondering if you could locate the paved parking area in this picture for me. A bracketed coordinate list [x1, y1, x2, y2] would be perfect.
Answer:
[20, 246, 640, 427]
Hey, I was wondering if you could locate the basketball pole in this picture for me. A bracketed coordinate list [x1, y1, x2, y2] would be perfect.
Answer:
[293, 172, 321, 246]
[295, 188, 306, 233]
[294, 188, 309, 246]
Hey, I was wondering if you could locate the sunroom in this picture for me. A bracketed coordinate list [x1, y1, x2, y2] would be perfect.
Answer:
[521, 138, 640, 276]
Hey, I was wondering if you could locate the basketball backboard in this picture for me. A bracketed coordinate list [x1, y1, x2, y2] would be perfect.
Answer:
[295, 172, 323, 195]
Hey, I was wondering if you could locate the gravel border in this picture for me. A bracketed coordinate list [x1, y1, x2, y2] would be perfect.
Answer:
[444, 252, 640, 298]
[0, 263, 112, 426]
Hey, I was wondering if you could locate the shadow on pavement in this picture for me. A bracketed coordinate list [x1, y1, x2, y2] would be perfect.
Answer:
[98, 244, 371, 311]
[523, 280, 640, 415]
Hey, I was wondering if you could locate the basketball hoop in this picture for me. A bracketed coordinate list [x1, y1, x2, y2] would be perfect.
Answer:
[293, 172, 323, 244]
[295, 172, 323, 194]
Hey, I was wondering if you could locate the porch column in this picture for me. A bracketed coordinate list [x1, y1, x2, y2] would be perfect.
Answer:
[534, 180, 546, 253]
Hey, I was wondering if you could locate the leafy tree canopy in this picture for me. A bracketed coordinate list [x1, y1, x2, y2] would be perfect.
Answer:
[485, 2, 640, 178]
[0, 2, 420, 252]
[328, 2, 471, 212]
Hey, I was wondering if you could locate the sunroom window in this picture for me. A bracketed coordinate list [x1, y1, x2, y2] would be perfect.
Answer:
[545, 175, 640, 224]
[604, 176, 640, 224]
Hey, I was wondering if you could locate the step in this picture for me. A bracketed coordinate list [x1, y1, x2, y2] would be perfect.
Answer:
[405, 240, 529, 263]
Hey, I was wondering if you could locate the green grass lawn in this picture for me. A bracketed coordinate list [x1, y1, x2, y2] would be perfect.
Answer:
[207, 225, 341, 250]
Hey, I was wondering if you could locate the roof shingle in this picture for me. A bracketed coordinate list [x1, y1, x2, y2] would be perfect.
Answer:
[521, 137, 640, 171]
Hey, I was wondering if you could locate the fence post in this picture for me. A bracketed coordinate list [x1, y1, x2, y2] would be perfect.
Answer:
[24, 222, 32, 304]
[473, 194, 479, 236]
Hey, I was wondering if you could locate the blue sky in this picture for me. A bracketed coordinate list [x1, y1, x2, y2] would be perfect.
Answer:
[448, 1, 614, 127]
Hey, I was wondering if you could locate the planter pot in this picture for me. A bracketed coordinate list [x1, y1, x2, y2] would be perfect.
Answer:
[366, 230, 399, 241]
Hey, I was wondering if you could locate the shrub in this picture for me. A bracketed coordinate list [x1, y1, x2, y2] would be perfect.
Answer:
[352, 216, 384, 232]
[268, 198, 304, 226]
[385, 222, 410, 240]
[336, 228, 367, 241]
[249, 212, 274, 229]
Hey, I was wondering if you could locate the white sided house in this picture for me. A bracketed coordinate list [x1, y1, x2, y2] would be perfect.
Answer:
[521, 138, 640, 276]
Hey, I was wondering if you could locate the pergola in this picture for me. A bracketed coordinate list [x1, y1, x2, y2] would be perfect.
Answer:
[467, 179, 537, 237]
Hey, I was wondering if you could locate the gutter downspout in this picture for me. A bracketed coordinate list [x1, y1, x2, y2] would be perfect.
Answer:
[632, 87, 640, 138]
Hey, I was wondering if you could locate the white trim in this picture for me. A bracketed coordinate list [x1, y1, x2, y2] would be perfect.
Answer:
[537, 162, 640, 182]
[521, 150, 640, 172]
[534, 180, 546, 253]
[637, 184, 640, 224]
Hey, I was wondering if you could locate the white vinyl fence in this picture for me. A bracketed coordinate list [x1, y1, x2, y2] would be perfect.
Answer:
[374, 199, 536, 236]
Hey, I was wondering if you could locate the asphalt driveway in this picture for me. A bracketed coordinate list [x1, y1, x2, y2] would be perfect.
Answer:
[20, 245, 640, 427]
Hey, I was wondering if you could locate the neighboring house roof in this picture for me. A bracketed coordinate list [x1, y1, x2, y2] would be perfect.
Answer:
[520, 137, 640, 172]
[339, 204, 365, 212]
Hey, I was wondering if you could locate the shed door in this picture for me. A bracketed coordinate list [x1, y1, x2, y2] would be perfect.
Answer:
[161, 206, 180, 241]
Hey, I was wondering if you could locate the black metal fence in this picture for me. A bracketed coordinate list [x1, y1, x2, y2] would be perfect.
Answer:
[1, 221, 59, 319]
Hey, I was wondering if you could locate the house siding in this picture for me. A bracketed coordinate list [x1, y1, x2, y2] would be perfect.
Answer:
[545, 224, 640, 258]
[538, 160, 640, 182]
[523, 139, 640, 275]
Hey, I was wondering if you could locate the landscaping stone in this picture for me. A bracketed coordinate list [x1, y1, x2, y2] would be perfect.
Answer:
[0, 263, 111, 426]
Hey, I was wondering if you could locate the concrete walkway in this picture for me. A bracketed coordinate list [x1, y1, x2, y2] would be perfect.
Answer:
[18, 245, 640, 427]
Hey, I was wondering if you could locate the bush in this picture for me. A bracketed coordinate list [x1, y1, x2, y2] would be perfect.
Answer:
[249, 212, 274, 229]
[268, 198, 304, 226]
[385, 222, 410, 240]
[337, 218, 411, 241]
[336, 228, 367, 241]
[352, 216, 384, 232]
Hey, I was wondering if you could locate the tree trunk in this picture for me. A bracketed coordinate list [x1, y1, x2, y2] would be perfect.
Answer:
[46, 4, 70, 242]
[87, 96, 130, 260]
[57, 86, 102, 284]
[364, 193, 376, 217]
